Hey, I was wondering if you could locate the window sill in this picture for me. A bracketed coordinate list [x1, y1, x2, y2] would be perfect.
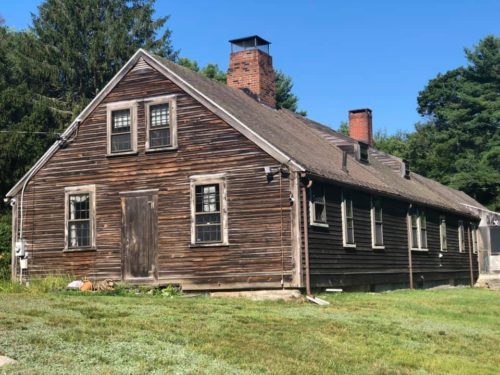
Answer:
[372, 245, 385, 250]
[310, 222, 329, 228]
[145, 146, 178, 153]
[411, 248, 429, 252]
[440, 249, 448, 253]
[63, 247, 97, 253]
[106, 151, 138, 157]
[343, 244, 356, 249]
[189, 243, 230, 248]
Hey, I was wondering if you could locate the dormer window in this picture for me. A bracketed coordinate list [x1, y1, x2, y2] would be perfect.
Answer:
[358, 142, 369, 163]
[106, 100, 138, 155]
[403, 159, 411, 179]
[145, 95, 177, 151]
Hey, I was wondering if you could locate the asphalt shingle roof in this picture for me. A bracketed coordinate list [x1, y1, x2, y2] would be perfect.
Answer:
[150, 56, 488, 217]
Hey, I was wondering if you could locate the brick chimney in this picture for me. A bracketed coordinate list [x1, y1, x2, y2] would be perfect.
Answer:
[348, 109, 373, 146]
[227, 35, 276, 108]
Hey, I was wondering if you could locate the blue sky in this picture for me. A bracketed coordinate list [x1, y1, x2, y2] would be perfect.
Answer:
[2, 1, 499, 134]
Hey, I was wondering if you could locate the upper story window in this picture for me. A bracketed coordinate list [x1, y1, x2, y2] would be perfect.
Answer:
[190, 174, 228, 246]
[359, 142, 369, 163]
[458, 220, 466, 253]
[342, 192, 355, 247]
[106, 101, 138, 155]
[64, 185, 96, 251]
[145, 95, 177, 151]
[409, 208, 427, 251]
[309, 183, 327, 227]
[371, 197, 384, 248]
[440, 216, 448, 252]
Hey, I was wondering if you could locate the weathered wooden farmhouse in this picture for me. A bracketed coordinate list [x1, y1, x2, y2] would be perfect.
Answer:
[6, 36, 487, 292]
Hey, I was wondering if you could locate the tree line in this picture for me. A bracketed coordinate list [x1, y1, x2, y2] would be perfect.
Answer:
[373, 36, 499, 212]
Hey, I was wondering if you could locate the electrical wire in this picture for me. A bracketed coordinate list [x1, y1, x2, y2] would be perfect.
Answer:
[0, 130, 61, 136]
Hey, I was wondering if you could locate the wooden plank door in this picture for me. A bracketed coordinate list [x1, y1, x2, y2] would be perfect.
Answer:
[121, 191, 158, 280]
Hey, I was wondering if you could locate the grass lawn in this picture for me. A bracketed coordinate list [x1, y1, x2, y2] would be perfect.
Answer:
[0, 286, 499, 374]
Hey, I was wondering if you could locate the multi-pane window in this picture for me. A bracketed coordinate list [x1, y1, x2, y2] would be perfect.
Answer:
[310, 184, 327, 226]
[440, 216, 448, 251]
[342, 193, 355, 246]
[65, 185, 95, 250]
[458, 220, 465, 253]
[149, 103, 171, 148]
[195, 184, 221, 243]
[68, 194, 90, 248]
[107, 101, 137, 155]
[410, 209, 427, 250]
[371, 198, 383, 247]
[190, 174, 228, 245]
[111, 109, 132, 152]
[420, 213, 428, 249]
[411, 212, 419, 248]
[472, 223, 478, 254]
[146, 96, 177, 151]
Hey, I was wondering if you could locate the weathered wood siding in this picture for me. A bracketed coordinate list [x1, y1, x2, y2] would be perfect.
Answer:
[15, 60, 294, 289]
[305, 182, 479, 289]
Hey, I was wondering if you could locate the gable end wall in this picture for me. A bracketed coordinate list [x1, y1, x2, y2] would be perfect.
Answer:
[13, 60, 297, 289]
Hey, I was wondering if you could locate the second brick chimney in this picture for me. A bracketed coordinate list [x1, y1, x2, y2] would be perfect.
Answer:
[227, 35, 276, 108]
[349, 109, 373, 146]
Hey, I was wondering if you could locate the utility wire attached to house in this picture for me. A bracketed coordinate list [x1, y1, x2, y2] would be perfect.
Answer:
[0, 130, 61, 136]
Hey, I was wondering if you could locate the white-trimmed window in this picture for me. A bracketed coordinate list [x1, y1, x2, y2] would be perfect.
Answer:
[64, 185, 96, 250]
[409, 208, 427, 251]
[309, 183, 327, 227]
[440, 216, 448, 252]
[458, 220, 465, 253]
[145, 95, 177, 151]
[371, 197, 384, 248]
[106, 100, 138, 155]
[471, 223, 478, 254]
[190, 174, 228, 245]
[342, 192, 355, 247]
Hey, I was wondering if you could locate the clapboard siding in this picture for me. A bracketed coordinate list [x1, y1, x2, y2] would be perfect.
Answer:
[15, 60, 294, 289]
[306, 181, 479, 289]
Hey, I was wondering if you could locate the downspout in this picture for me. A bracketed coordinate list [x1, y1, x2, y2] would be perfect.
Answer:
[406, 205, 414, 289]
[467, 226, 474, 287]
[301, 176, 312, 296]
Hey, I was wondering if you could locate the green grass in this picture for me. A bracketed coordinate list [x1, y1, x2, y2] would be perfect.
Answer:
[0, 287, 498, 374]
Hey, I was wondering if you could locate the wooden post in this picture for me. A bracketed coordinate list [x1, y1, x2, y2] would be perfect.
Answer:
[290, 172, 303, 288]
[301, 183, 312, 296]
